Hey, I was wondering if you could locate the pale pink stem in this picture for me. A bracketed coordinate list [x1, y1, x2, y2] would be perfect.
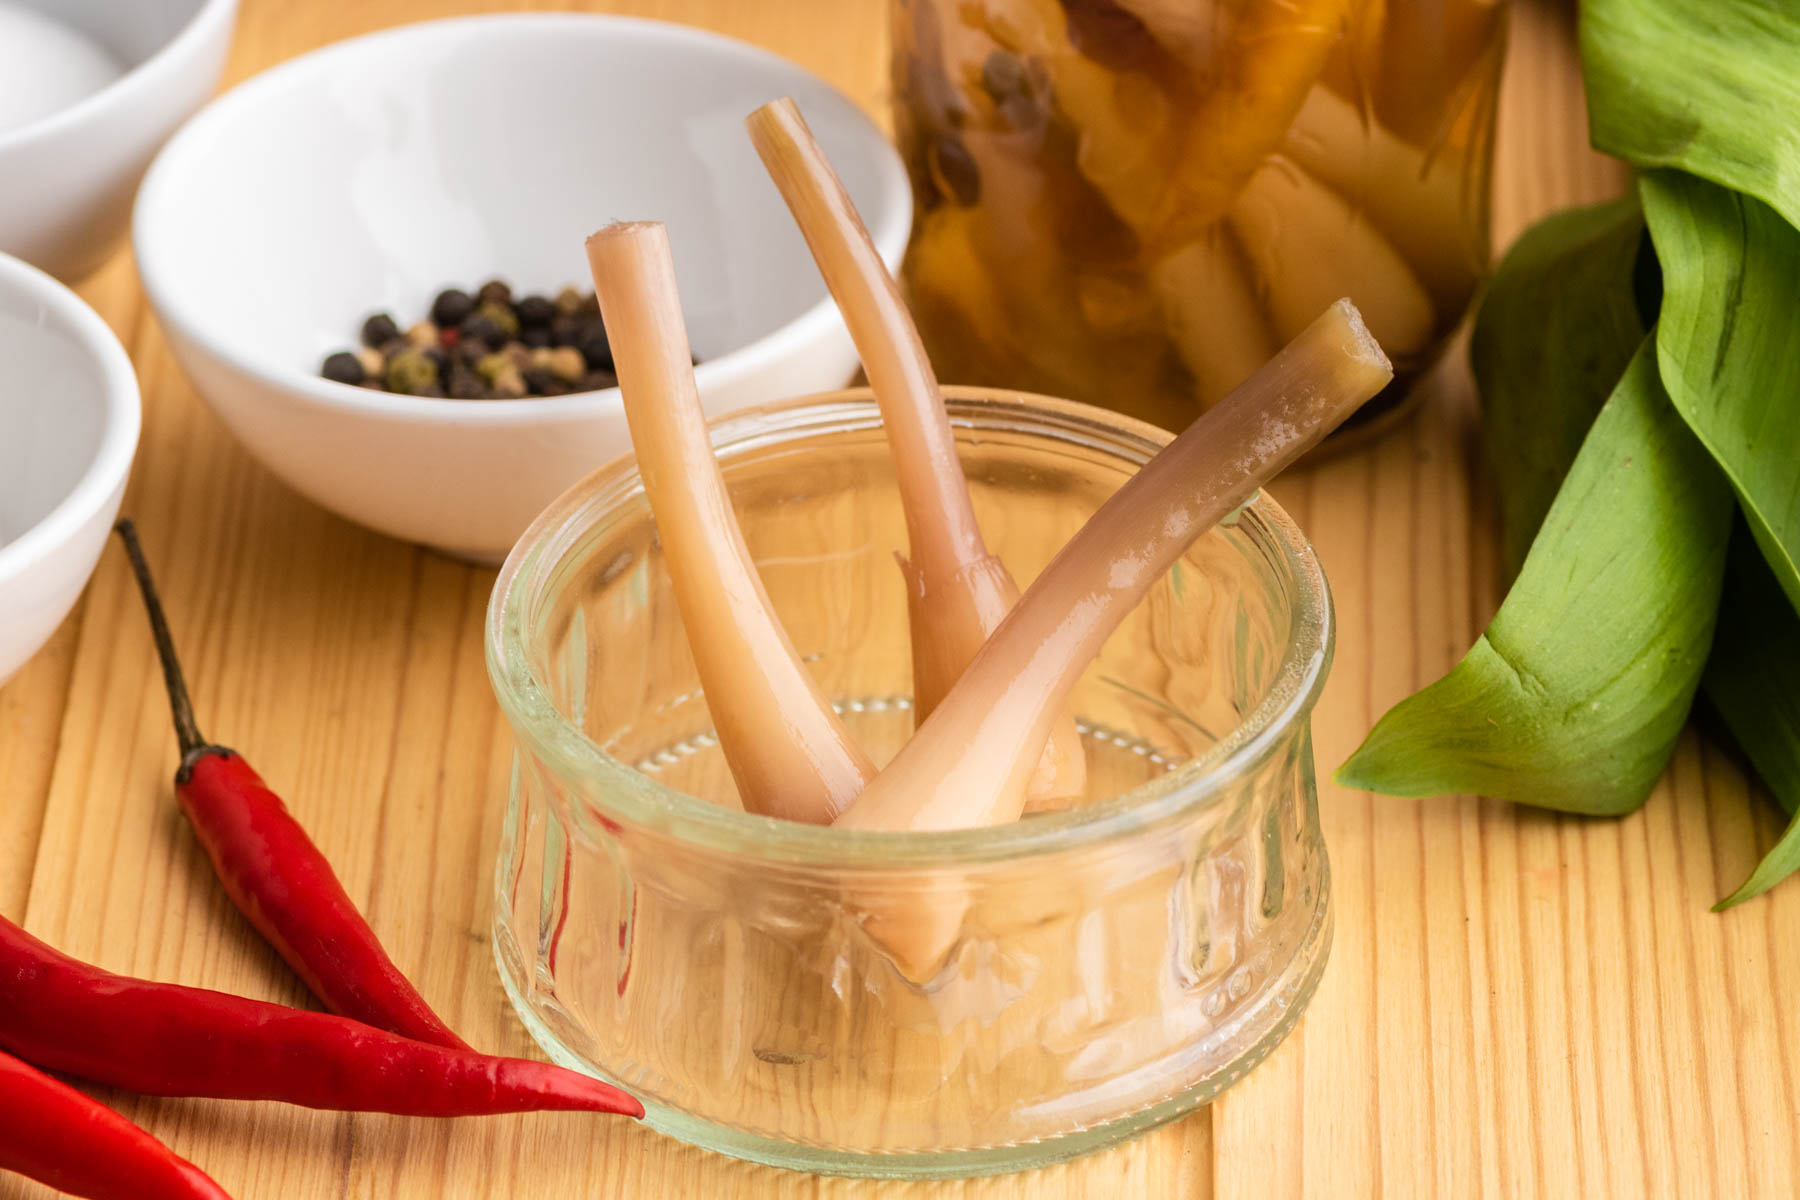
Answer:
[746, 96, 1087, 802]
[835, 300, 1392, 977]
[587, 222, 875, 823]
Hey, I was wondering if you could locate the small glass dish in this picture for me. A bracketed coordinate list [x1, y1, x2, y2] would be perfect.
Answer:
[486, 387, 1334, 1178]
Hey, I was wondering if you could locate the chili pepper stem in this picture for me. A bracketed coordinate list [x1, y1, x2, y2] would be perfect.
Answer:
[113, 520, 212, 763]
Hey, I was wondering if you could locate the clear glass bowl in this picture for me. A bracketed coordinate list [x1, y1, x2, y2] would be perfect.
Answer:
[486, 388, 1334, 1177]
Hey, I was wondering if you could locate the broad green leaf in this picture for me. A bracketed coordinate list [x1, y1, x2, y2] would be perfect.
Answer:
[1471, 194, 1651, 577]
[1581, 0, 1800, 230]
[1337, 344, 1732, 813]
[1707, 531, 1800, 907]
[1641, 170, 1800, 616]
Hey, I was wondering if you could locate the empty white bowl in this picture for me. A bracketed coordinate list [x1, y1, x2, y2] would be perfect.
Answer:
[0, 252, 140, 685]
[134, 14, 910, 562]
[0, 0, 238, 281]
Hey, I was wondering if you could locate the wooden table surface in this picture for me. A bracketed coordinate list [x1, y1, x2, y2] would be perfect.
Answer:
[6, 1, 1796, 1196]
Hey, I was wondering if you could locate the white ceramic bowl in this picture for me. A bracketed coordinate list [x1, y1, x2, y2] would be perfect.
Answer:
[0, 0, 238, 281]
[0, 253, 140, 685]
[134, 14, 911, 562]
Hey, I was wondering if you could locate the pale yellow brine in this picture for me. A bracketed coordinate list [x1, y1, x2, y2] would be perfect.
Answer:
[894, 0, 1505, 431]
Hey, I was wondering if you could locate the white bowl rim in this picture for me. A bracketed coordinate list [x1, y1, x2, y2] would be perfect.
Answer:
[0, 252, 141, 578]
[0, 0, 240, 155]
[132, 11, 912, 429]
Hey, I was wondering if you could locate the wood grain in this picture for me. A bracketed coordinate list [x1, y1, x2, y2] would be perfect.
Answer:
[2, 1, 1794, 1197]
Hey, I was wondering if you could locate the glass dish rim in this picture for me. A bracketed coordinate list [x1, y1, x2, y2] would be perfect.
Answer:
[485, 386, 1334, 868]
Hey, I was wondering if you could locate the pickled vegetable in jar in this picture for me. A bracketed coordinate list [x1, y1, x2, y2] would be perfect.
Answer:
[894, 0, 1506, 434]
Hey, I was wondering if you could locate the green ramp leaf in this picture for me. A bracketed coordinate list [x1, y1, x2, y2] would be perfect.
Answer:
[1472, 194, 1652, 578]
[1707, 531, 1800, 907]
[1337, 344, 1733, 813]
[1641, 169, 1800, 615]
[1582, 0, 1800, 229]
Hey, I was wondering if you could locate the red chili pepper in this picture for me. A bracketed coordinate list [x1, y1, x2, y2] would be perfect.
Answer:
[0, 1047, 233, 1200]
[0, 914, 642, 1118]
[114, 520, 469, 1051]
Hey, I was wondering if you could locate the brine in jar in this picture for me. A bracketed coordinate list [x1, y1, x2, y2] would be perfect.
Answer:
[894, 0, 1506, 434]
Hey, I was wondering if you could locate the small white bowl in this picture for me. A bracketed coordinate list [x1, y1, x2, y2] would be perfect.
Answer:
[0, 0, 239, 281]
[134, 14, 910, 562]
[0, 253, 141, 685]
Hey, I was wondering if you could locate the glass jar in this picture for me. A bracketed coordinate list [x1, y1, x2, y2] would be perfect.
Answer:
[894, 0, 1507, 437]
[487, 388, 1334, 1177]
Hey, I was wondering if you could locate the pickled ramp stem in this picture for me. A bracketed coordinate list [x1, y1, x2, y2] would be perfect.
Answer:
[835, 299, 1391, 977]
[837, 300, 1391, 837]
[586, 222, 875, 823]
[745, 96, 1087, 804]
[747, 97, 982, 578]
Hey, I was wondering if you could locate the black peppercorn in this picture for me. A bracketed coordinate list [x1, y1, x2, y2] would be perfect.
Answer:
[476, 280, 512, 308]
[447, 363, 487, 399]
[576, 320, 613, 371]
[460, 313, 505, 350]
[523, 368, 570, 396]
[515, 294, 556, 328]
[519, 326, 552, 349]
[930, 136, 981, 206]
[361, 313, 399, 348]
[430, 288, 475, 327]
[980, 51, 1049, 131]
[321, 351, 365, 386]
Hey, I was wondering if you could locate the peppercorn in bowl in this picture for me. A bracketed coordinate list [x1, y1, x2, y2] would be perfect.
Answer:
[132, 14, 909, 561]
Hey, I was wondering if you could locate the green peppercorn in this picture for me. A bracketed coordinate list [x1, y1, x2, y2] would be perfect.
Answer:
[385, 348, 441, 395]
[476, 300, 519, 338]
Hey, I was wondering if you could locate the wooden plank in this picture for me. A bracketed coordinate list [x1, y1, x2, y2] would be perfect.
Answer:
[8, 1, 1796, 1197]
